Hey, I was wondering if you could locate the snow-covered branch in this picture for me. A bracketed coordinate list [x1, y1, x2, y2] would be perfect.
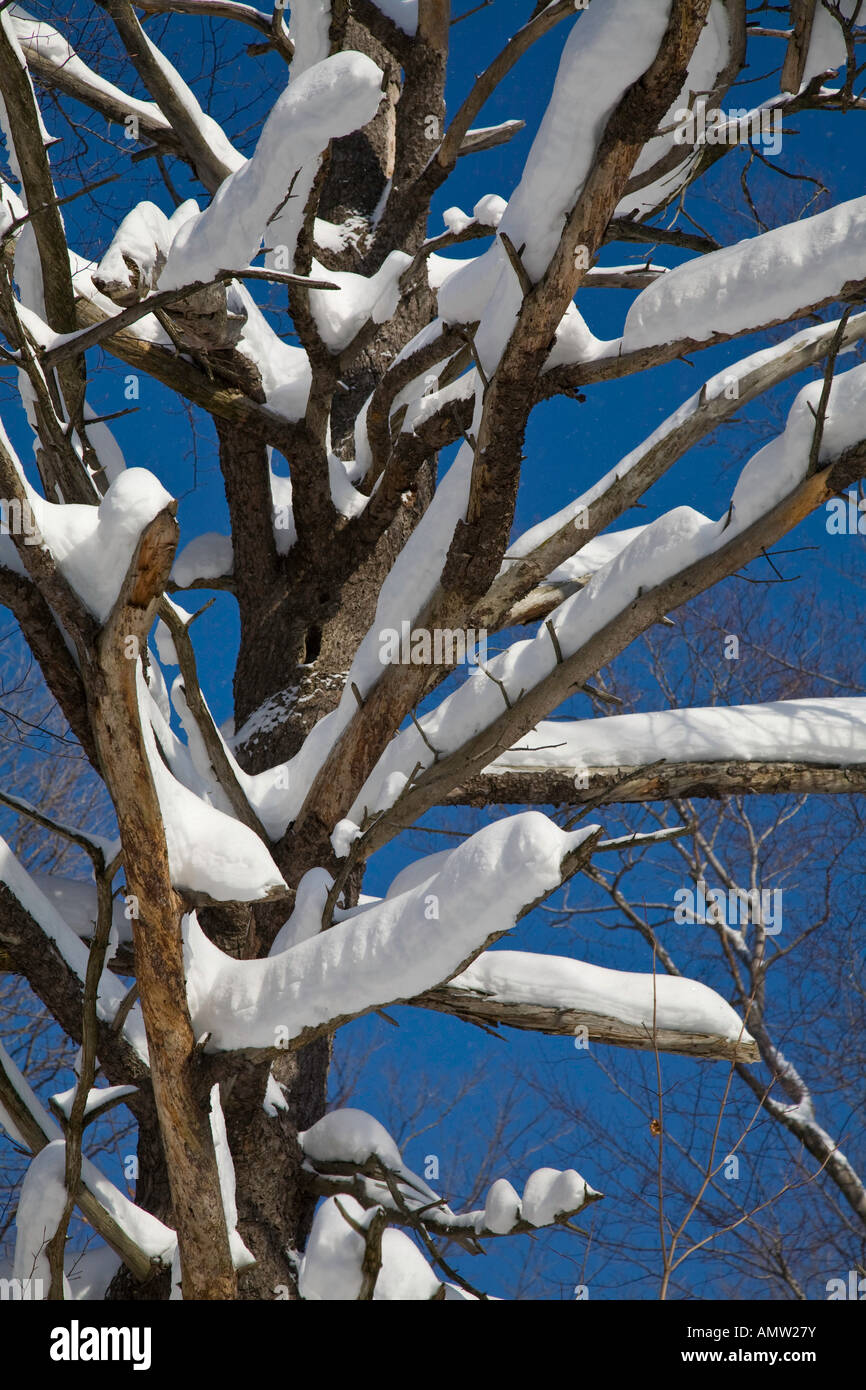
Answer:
[185, 815, 601, 1052]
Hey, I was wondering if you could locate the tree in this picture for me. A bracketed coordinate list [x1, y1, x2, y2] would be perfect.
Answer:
[0, 0, 864, 1301]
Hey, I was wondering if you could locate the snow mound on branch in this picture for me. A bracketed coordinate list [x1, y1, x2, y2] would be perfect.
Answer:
[798, 1, 858, 88]
[614, 0, 731, 221]
[521, 1167, 594, 1227]
[209, 1084, 255, 1269]
[0, 844, 149, 1062]
[482, 1178, 521, 1234]
[623, 195, 866, 351]
[171, 531, 233, 588]
[13, 1143, 72, 1296]
[299, 1108, 403, 1171]
[298, 1196, 441, 1301]
[94, 200, 196, 302]
[28, 469, 173, 623]
[489, 697, 866, 773]
[308, 252, 411, 351]
[730, 363, 866, 525]
[29, 872, 134, 945]
[138, 670, 286, 902]
[161, 52, 384, 290]
[185, 816, 597, 1051]
[298, 1196, 368, 1300]
[374, 1229, 441, 1300]
[453, 950, 753, 1044]
[372, 0, 418, 35]
[498, 0, 673, 282]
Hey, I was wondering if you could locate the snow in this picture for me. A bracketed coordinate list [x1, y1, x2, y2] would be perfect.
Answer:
[330, 817, 362, 858]
[299, 1109, 403, 1171]
[137, 668, 287, 903]
[83, 401, 126, 486]
[0, 842, 149, 1063]
[9, 6, 174, 140]
[623, 195, 866, 351]
[0, 1037, 175, 1277]
[451, 949, 753, 1044]
[482, 1178, 521, 1234]
[521, 1167, 594, 1227]
[29, 873, 133, 946]
[307, 251, 411, 352]
[135, 23, 244, 176]
[13, 1142, 72, 1296]
[25, 469, 173, 623]
[373, 1229, 440, 1301]
[798, 2, 858, 89]
[442, 206, 473, 235]
[497, 0, 672, 283]
[51, 1084, 137, 1121]
[473, 194, 507, 228]
[208, 1084, 255, 1269]
[349, 353, 866, 827]
[286, 0, 331, 77]
[171, 532, 233, 588]
[271, 868, 333, 952]
[230, 285, 312, 421]
[730, 364, 866, 521]
[67, 1246, 123, 1301]
[161, 53, 384, 291]
[184, 817, 599, 1051]
[613, 0, 730, 221]
[506, 523, 646, 584]
[297, 1196, 441, 1301]
[93, 201, 177, 302]
[263, 1072, 288, 1117]
[488, 697, 866, 773]
[297, 1195, 366, 1300]
[372, 0, 418, 35]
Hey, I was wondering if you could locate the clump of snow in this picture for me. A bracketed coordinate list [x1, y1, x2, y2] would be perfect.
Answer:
[27, 469, 173, 623]
[208, 1084, 255, 1269]
[137, 669, 287, 902]
[331, 818, 362, 858]
[93, 201, 174, 302]
[482, 1178, 521, 1234]
[371, 0, 418, 35]
[487, 696, 866, 774]
[442, 206, 473, 235]
[453, 950, 753, 1045]
[161, 53, 384, 291]
[797, 1, 858, 88]
[185, 817, 598, 1051]
[171, 532, 233, 588]
[521, 1167, 594, 1227]
[308, 252, 410, 352]
[298, 1195, 440, 1301]
[297, 1195, 366, 1300]
[271, 867, 332, 953]
[0, 844, 149, 1062]
[299, 1108, 403, 1171]
[497, 0, 673, 283]
[623, 195, 866, 352]
[473, 194, 507, 228]
[374, 1229, 440, 1300]
[13, 1142, 72, 1297]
